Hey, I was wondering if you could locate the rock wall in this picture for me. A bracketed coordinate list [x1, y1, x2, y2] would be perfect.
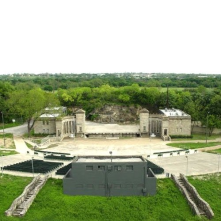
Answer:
[89, 105, 142, 124]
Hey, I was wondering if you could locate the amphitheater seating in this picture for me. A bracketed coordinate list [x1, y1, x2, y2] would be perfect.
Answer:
[147, 161, 164, 174]
[44, 154, 74, 161]
[4, 160, 63, 174]
[56, 163, 72, 175]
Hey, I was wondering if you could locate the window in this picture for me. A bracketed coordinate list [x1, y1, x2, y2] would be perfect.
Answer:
[86, 166, 93, 171]
[98, 166, 105, 171]
[114, 166, 122, 171]
[126, 165, 133, 171]
[114, 184, 121, 189]
[143, 126, 146, 132]
[86, 184, 94, 189]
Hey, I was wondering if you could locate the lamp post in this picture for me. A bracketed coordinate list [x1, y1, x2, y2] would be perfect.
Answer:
[31, 157, 34, 177]
[186, 155, 188, 176]
[109, 151, 112, 163]
[1, 112, 5, 147]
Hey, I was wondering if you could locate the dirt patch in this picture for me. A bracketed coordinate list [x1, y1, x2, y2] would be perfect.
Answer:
[0, 138, 15, 149]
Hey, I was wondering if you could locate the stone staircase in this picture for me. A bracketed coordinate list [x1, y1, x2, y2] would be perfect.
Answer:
[171, 174, 214, 219]
[5, 174, 48, 217]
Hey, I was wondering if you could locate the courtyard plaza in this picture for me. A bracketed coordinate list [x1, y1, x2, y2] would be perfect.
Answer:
[1, 136, 221, 178]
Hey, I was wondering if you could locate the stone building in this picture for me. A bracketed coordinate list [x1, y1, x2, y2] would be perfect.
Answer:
[34, 107, 191, 140]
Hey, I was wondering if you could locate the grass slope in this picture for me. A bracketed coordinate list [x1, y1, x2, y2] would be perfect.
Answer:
[188, 174, 221, 220]
[0, 175, 32, 220]
[0, 176, 202, 221]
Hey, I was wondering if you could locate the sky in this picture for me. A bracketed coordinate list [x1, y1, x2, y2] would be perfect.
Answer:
[0, 0, 221, 75]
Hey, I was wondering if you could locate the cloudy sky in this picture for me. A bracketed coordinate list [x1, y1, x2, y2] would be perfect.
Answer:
[0, 0, 220, 75]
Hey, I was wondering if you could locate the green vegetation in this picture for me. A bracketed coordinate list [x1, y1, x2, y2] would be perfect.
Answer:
[0, 134, 13, 139]
[207, 148, 221, 154]
[1, 74, 221, 137]
[0, 122, 22, 129]
[25, 142, 33, 149]
[188, 174, 221, 220]
[167, 142, 221, 149]
[0, 175, 32, 220]
[0, 150, 18, 156]
[0, 176, 201, 221]
[171, 133, 221, 141]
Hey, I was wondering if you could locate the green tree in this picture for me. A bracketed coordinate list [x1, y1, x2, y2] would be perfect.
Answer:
[7, 88, 59, 137]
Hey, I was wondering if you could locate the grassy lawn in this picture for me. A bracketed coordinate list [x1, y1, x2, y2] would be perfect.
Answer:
[171, 133, 221, 141]
[0, 175, 32, 220]
[0, 176, 202, 221]
[0, 122, 22, 130]
[188, 174, 221, 220]
[25, 142, 34, 149]
[167, 142, 221, 149]
[0, 134, 13, 139]
[0, 150, 18, 156]
[207, 148, 221, 154]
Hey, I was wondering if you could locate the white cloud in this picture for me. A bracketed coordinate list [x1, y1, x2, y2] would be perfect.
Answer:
[0, 0, 221, 74]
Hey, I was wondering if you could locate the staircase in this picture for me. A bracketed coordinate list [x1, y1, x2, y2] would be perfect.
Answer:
[5, 175, 48, 217]
[171, 174, 214, 219]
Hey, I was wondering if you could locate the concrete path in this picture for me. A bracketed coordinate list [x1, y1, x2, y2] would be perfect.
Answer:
[151, 152, 221, 177]
[13, 136, 32, 154]
[0, 123, 28, 136]
[1, 136, 221, 178]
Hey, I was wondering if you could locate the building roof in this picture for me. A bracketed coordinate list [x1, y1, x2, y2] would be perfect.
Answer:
[45, 106, 66, 111]
[160, 108, 189, 117]
[77, 157, 143, 162]
[39, 114, 60, 118]
[140, 108, 149, 113]
[76, 109, 85, 114]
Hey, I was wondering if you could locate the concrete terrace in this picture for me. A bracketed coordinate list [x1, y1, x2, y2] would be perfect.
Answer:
[0, 136, 220, 178]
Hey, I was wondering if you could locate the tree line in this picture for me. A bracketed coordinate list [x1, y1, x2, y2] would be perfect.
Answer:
[0, 81, 221, 136]
[1, 73, 221, 91]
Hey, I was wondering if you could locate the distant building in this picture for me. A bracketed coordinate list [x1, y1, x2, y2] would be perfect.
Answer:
[34, 107, 191, 141]
[63, 156, 156, 196]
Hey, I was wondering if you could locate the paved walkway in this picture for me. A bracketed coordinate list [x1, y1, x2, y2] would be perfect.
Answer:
[0, 123, 28, 136]
[13, 136, 31, 154]
[1, 136, 221, 178]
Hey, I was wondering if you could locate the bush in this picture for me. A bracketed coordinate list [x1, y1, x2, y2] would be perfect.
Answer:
[170, 135, 193, 139]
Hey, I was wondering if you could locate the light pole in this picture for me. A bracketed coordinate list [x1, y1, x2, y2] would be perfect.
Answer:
[31, 157, 34, 177]
[1, 154, 4, 177]
[1, 112, 5, 147]
[206, 112, 209, 144]
[186, 155, 188, 176]
[109, 151, 112, 163]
